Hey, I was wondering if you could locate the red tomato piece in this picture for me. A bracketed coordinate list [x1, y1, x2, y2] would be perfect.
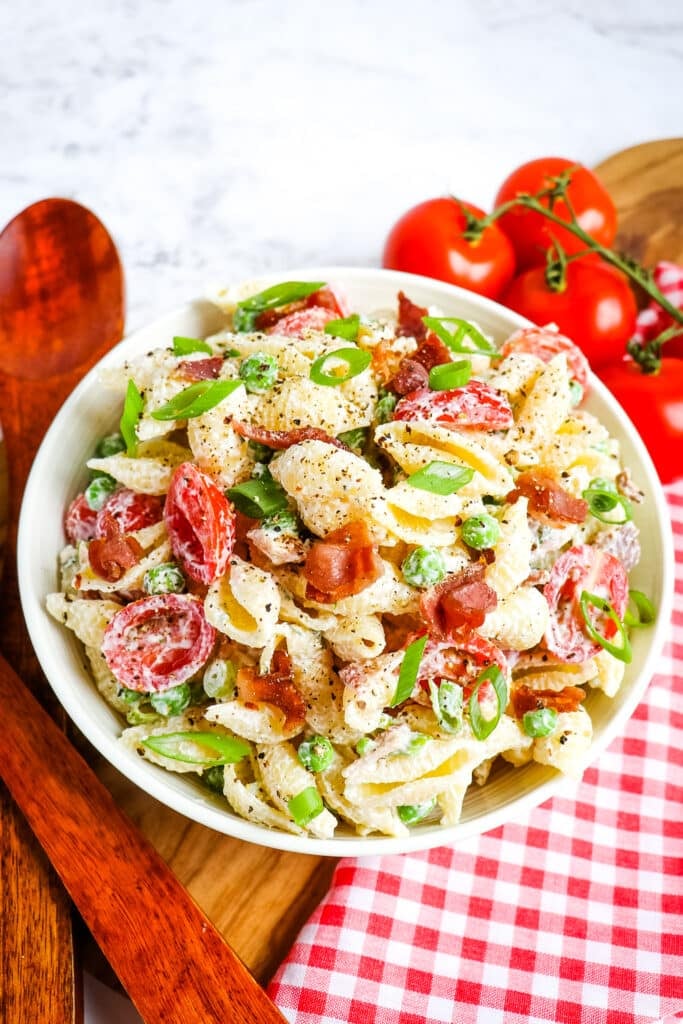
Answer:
[64, 494, 98, 543]
[102, 594, 216, 692]
[95, 488, 163, 538]
[499, 325, 591, 390]
[306, 284, 349, 318]
[383, 198, 516, 300]
[501, 261, 637, 371]
[266, 305, 338, 338]
[494, 157, 617, 270]
[393, 381, 514, 431]
[543, 544, 628, 663]
[164, 463, 235, 585]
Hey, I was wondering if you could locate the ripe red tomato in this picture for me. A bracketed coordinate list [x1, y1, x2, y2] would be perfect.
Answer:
[544, 545, 628, 663]
[95, 488, 163, 537]
[499, 326, 591, 389]
[64, 494, 98, 543]
[501, 261, 637, 370]
[598, 358, 683, 484]
[382, 197, 516, 300]
[494, 157, 617, 269]
[164, 463, 235, 584]
[393, 380, 514, 431]
[102, 594, 216, 691]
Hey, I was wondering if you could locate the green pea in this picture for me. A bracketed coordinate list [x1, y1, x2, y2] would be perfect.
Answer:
[238, 352, 278, 393]
[397, 799, 437, 825]
[375, 392, 397, 424]
[404, 733, 430, 755]
[84, 474, 117, 511]
[149, 683, 191, 717]
[202, 659, 237, 700]
[401, 546, 446, 588]
[143, 562, 186, 595]
[355, 737, 374, 757]
[297, 735, 334, 772]
[203, 765, 226, 794]
[461, 513, 500, 550]
[523, 707, 558, 738]
[94, 432, 126, 458]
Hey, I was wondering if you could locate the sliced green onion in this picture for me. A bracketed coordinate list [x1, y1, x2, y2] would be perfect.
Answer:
[336, 427, 368, 452]
[428, 679, 463, 735]
[202, 658, 237, 699]
[125, 705, 162, 726]
[428, 359, 472, 391]
[149, 683, 191, 717]
[579, 590, 632, 663]
[288, 786, 324, 827]
[569, 380, 584, 406]
[397, 799, 437, 825]
[523, 707, 558, 738]
[401, 546, 446, 588]
[203, 765, 226, 794]
[582, 477, 632, 524]
[143, 562, 186, 595]
[390, 634, 428, 707]
[94, 432, 126, 459]
[469, 665, 507, 741]
[375, 391, 397, 424]
[172, 335, 212, 356]
[84, 474, 117, 511]
[151, 379, 241, 421]
[227, 473, 289, 518]
[233, 281, 325, 332]
[324, 313, 361, 342]
[624, 589, 656, 629]
[423, 316, 497, 355]
[406, 461, 474, 496]
[461, 513, 500, 550]
[120, 379, 144, 456]
[297, 736, 335, 772]
[310, 347, 371, 386]
[142, 731, 251, 765]
[239, 352, 279, 393]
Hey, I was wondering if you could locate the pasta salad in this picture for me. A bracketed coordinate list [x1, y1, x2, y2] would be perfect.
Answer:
[47, 279, 651, 839]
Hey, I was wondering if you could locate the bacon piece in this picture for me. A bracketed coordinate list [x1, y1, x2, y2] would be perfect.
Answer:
[178, 356, 224, 380]
[396, 291, 429, 342]
[303, 520, 383, 603]
[390, 358, 429, 396]
[236, 650, 306, 730]
[389, 302, 455, 394]
[410, 332, 452, 372]
[231, 420, 351, 452]
[511, 683, 585, 719]
[419, 565, 497, 636]
[507, 468, 588, 525]
[88, 513, 144, 583]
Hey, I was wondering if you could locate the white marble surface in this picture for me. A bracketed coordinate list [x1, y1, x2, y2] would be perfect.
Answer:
[2, 2, 682, 1020]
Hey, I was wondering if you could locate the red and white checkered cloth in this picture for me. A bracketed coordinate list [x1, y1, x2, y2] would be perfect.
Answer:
[632, 261, 683, 345]
[269, 498, 683, 1021]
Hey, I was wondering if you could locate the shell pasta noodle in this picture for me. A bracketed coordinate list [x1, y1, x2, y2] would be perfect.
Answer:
[47, 280, 650, 839]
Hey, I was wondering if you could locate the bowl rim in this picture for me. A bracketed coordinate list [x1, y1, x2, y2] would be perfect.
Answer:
[18, 265, 676, 857]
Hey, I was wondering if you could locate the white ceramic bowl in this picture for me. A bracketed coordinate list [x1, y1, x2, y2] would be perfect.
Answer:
[19, 267, 674, 857]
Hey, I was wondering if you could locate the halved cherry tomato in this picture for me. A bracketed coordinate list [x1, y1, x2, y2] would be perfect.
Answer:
[501, 261, 637, 370]
[95, 488, 163, 538]
[64, 494, 98, 543]
[393, 381, 513, 431]
[102, 594, 216, 691]
[494, 157, 617, 270]
[598, 357, 683, 484]
[267, 305, 338, 338]
[499, 325, 591, 390]
[382, 197, 516, 300]
[543, 544, 628, 663]
[164, 463, 235, 584]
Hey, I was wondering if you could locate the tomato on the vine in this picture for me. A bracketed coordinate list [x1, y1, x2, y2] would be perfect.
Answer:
[382, 197, 516, 300]
[494, 157, 617, 270]
[598, 358, 683, 484]
[501, 260, 637, 370]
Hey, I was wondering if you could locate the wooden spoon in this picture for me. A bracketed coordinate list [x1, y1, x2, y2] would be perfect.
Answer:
[0, 199, 286, 1023]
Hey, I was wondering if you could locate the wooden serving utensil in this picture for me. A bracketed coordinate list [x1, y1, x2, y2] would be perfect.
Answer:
[0, 199, 286, 1023]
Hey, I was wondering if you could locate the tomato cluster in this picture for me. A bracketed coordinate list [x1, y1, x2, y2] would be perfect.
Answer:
[382, 156, 683, 483]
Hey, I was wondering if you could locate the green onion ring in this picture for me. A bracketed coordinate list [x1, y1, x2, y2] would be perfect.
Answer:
[391, 634, 428, 707]
[579, 590, 632, 663]
[309, 347, 371, 386]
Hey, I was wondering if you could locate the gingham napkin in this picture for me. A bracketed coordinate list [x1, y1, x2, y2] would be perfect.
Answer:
[632, 261, 683, 345]
[269, 485, 683, 1023]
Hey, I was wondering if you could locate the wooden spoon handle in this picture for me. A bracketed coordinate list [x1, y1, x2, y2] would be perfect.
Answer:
[0, 655, 285, 1024]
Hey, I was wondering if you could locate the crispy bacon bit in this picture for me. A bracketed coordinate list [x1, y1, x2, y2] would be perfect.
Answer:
[390, 358, 429, 395]
[303, 520, 383, 603]
[178, 357, 224, 380]
[396, 291, 429, 342]
[88, 514, 144, 583]
[507, 468, 588, 525]
[236, 650, 306, 730]
[231, 421, 351, 452]
[419, 565, 497, 636]
[410, 332, 452, 372]
[511, 684, 585, 719]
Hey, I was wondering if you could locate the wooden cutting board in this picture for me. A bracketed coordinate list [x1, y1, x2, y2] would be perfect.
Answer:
[78, 137, 682, 993]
